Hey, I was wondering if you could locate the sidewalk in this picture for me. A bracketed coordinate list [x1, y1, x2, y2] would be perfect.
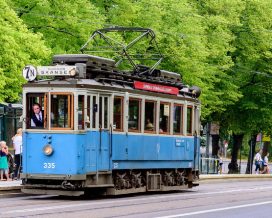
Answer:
[0, 180, 22, 191]
[200, 173, 272, 180]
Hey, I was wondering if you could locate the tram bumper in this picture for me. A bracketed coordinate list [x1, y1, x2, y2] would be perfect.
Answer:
[21, 188, 84, 196]
[21, 173, 86, 196]
[21, 173, 86, 180]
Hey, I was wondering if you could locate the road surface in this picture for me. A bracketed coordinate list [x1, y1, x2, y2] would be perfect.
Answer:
[0, 179, 271, 218]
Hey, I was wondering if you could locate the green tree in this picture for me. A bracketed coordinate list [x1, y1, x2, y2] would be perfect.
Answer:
[222, 0, 272, 172]
[90, 0, 243, 120]
[0, 0, 50, 102]
[9, 0, 106, 53]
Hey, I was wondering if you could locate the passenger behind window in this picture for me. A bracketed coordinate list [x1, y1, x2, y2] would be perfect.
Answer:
[146, 118, 154, 131]
[31, 103, 44, 128]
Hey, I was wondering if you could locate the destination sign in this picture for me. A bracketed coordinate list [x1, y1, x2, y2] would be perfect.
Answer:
[134, 81, 179, 95]
[37, 65, 77, 76]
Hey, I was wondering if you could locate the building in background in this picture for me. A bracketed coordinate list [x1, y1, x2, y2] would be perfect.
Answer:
[0, 103, 22, 148]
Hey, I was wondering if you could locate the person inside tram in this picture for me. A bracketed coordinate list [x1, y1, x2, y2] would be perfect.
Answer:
[30, 103, 44, 128]
[146, 118, 154, 131]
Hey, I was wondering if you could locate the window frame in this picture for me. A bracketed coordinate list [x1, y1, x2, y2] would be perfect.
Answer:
[128, 98, 142, 133]
[50, 92, 74, 130]
[173, 103, 184, 135]
[98, 95, 110, 129]
[26, 93, 48, 129]
[113, 96, 124, 132]
[77, 94, 85, 130]
[159, 101, 170, 135]
[144, 100, 157, 134]
[186, 105, 193, 135]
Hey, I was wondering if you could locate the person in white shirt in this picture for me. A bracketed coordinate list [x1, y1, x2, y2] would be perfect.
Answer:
[254, 150, 263, 174]
[31, 103, 43, 128]
[12, 128, 23, 179]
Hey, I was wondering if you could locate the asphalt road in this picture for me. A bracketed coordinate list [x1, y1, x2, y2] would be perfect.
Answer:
[0, 179, 271, 218]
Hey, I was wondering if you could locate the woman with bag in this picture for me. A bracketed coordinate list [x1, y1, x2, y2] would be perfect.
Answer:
[0, 141, 11, 181]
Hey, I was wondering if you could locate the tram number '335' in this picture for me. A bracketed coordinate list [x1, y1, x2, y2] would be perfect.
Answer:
[43, 163, 56, 169]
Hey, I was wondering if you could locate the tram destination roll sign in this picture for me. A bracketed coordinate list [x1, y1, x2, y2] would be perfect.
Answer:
[37, 65, 76, 76]
[22, 65, 77, 81]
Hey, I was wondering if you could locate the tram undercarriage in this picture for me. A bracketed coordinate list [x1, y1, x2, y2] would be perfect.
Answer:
[21, 169, 199, 196]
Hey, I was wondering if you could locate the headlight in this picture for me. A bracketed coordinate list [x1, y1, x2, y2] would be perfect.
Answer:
[43, 144, 54, 156]
[69, 68, 77, 76]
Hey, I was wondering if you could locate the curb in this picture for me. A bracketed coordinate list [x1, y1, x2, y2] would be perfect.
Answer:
[200, 174, 272, 181]
[0, 186, 21, 191]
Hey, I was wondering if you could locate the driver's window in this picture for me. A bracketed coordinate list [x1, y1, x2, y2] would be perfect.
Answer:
[26, 93, 47, 129]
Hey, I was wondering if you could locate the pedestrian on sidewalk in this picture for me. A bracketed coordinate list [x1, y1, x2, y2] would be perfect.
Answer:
[12, 128, 23, 180]
[218, 156, 223, 174]
[261, 153, 270, 174]
[254, 150, 263, 174]
[0, 141, 11, 181]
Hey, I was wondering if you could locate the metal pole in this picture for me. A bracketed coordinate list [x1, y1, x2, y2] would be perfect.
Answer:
[206, 123, 210, 174]
[250, 136, 253, 174]
[239, 147, 242, 174]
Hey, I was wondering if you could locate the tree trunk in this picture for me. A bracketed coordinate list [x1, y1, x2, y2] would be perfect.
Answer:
[262, 141, 270, 157]
[228, 133, 244, 174]
[211, 135, 220, 156]
[245, 134, 257, 174]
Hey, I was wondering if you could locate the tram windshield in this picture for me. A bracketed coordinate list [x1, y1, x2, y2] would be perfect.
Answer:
[26, 93, 73, 130]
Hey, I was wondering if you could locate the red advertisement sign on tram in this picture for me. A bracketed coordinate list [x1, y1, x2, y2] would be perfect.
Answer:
[134, 81, 179, 95]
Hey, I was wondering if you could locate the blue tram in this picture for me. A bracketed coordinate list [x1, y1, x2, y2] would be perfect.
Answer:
[21, 28, 201, 196]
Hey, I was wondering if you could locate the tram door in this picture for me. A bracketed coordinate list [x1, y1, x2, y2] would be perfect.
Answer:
[98, 95, 110, 170]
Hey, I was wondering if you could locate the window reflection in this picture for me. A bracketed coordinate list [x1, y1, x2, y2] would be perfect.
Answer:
[187, 106, 193, 134]
[113, 97, 123, 131]
[159, 102, 170, 133]
[128, 98, 141, 131]
[173, 104, 183, 134]
[78, 95, 84, 130]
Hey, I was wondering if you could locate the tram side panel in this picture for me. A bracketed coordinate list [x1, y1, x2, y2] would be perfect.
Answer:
[111, 133, 196, 170]
[22, 132, 86, 176]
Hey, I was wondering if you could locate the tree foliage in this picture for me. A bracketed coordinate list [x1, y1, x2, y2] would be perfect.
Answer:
[9, 0, 106, 54]
[0, 0, 50, 102]
[1, 0, 272, 151]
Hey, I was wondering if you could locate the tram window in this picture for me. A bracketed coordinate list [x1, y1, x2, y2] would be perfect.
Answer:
[51, 94, 73, 129]
[187, 106, 193, 135]
[159, 102, 170, 134]
[144, 100, 156, 132]
[113, 97, 123, 131]
[78, 95, 84, 130]
[26, 93, 47, 129]
[86, 96, 90, 128]
[99, 97, 102, 128]
[104, 97, 108, 128]
[173, 104, 183, 134]
[92, 96, 97, 128]
[128, 98, 141, 132]
[99, 96, 109, 129]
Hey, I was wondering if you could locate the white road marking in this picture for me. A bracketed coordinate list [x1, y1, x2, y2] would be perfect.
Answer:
[155, 201, 272, 218]
[2, 186, 272, 215]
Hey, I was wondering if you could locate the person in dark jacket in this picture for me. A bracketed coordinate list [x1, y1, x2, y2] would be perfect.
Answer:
[31, 103, 43, 128]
